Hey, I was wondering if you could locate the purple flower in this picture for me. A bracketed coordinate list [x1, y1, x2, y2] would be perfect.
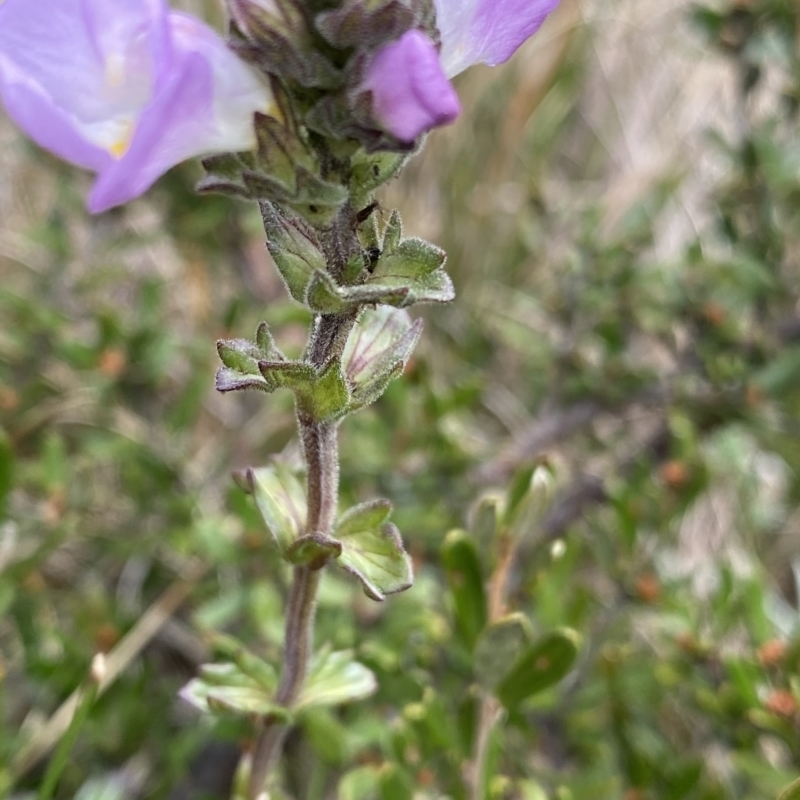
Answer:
[0, 0, 271, 213]
[365, 0, 560, 142]
[435, 0, 561, 78]
[362, 30, 461, 144]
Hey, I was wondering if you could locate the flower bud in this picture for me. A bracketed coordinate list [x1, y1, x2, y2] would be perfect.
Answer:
[226, 0, 340, 88]
[363, 30, 460, 142]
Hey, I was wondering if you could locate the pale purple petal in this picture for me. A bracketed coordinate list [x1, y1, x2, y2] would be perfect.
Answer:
[88, 51, 213, 212]
[364, 30, 461, 142]
[79, 0, 172, 73]
[0, 0, 270, 212]
[89, 13, 272, 212]
[434, 0, 560, 77]
[0, 0, 169, 162]
[168, 13, 272, 154]
[0, 70, 111, 172]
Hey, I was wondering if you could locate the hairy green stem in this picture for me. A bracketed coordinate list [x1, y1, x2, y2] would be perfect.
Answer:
[247, 309, 355, 799]
[247, 564, 321, 798]
[246, 196, 362, 798]
[469, 535, 518, 800]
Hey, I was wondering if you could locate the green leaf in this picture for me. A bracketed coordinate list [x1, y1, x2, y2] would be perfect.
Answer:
[253, 113, 317, 189]
[504, 465, 535, 525]
[495, 628, 581, 711]
[367, 237, 454, 307]
[295, 648, 377, 712]
[335, 500, 413, 601]
[180, 657, 287, 720]
[198, 663, 268, 689]
[207, 636, 279, 689]
[305, 268, 409, 313]
[218, 340, 266, 375]
[258, 359, 317, 392]
[216, 326, 285, 394]
[378, 763, 414, 800]
[505, 465, 554, 538]
[0, 429, 13, 520]
[301, 359, 351, 421]
[285, 533, 342, 567]
[202, 152, 247, 182]
[245, 169, 348, 223]
[195, 175, 251, 200]
[470, 492, 503, 560]
[305, 234, 453, 311]
[342, 306, 423, 411]
[215, 369, 270, 394]
[350, 151, 408, 202]
[257, 358, 351, 422]
[441, 529, 487, 650]
[474, 613, 533, 689]
[184, 681, 289, 718]
[777, 776, 800, 800]
[260, 202, 327, 303]
[382, 209, 403, 255]
[198, 153, 249, 198]
[246, 464, 307, 552]
[338, 766, 380, 800]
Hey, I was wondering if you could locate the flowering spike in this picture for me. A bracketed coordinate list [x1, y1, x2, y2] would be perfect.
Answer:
[227, 0, 341, 88]
[0, 0, 272, 212]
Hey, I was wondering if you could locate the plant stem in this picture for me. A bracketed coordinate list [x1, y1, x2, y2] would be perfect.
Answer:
[247, 310, 355, 800]
[247, 564, 321, 798]
[469, 535, 519, 800]
[36, 678, 98, 800]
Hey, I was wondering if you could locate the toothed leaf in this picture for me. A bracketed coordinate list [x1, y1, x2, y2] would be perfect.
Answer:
[286, 533, 342, 567]
[295, 648, 377, 712]
[335, 500, 412, 601]
[261, 203, 327, 302]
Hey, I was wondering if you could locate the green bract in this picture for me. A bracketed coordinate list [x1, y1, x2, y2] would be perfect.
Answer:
[334, 500, 413, 601]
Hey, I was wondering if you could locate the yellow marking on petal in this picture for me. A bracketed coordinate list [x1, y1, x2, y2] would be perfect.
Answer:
[109, 139, 128, 158]
[107, 121, 135, 159]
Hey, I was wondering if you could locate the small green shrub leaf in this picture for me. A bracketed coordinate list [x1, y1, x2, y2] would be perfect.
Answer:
[441, 529, 487, 650]
[474, 613, 533, 689]
[495, 628, 581, 710]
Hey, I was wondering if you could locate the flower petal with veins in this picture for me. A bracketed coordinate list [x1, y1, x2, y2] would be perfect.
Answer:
[0, 0, 272, 212]
[435, 0, 560, 77]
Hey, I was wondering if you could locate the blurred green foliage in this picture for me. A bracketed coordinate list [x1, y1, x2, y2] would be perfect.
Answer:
[2, 0, 800, 798]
